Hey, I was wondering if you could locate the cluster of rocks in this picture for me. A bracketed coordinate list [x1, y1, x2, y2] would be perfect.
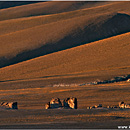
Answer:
[87, 104, 103, 109]
[119, 101, 130, 108]
[92, 75, 130, 85]
[87, 101, 130, 109]
[45, 97, 77, 109]
[79, 75, 130, 86]
[0, 102, 18, 109]
[1, 100, 129, 110]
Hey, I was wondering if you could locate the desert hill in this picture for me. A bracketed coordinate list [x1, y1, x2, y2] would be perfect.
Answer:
[0, 1, 111, 21]
[0, 1, 39, 9]
[0, 31, 130, 82]
[0, 11, 130, 68]
[0, 1, 129, 36]
[0, 1, 130, 68]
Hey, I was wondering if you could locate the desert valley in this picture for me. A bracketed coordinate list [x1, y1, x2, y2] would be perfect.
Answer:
[0, 1, 130, 129]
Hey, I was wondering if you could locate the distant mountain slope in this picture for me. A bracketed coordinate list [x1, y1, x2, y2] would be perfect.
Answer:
[0, 1, 125, 36]
[0, 32, 130, 82]
[0, 12, 130, 68]
[0, 1, 112, 21]
[0, 1, 39, 9]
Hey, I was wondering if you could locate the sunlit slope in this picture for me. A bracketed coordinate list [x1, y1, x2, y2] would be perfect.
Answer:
[0, 1, 111, 21]
[0, 32, 130, 81]
[0, 12, 130, 68]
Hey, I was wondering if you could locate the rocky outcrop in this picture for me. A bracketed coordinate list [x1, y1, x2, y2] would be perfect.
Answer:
[1, 102, 18, 109]
[45, 98, 62, 109]
[50, 98, 62, 108]
[63, 97, 77, 109]
[45, 97, 77, 109]
[119, 101, 130, 108]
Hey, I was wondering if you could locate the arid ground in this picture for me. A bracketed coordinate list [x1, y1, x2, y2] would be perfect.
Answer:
[0, 1, 130, 129]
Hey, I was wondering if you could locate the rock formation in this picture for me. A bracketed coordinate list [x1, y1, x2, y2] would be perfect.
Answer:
[45, 97, 77, 109]
[63, 97, 77, 109]
[119, 101, 130, 108]
[1, 102, 18, 109]
[119, 101, 125, 108]
[45, 98, 62, 109]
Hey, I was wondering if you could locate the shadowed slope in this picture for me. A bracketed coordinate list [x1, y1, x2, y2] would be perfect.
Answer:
[0, 1, 111, 21]
[0, 31, 130, 82]
[0, 1, 39, 9]
[0, 12, 130, 68]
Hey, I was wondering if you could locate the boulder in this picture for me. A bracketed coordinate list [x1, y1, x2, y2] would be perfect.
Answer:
[119, 101, 125, 108]
[1, 102, 18, 109]
[98, 104, 102, 107]
[45, 102, 50, 109]
[50, 98, 62, 109]
[63, 97, 77, 109]
[107, 106, 110, 108]
[94, 105, 98, 108]
[92, 106, 95, 108]
[87, 107, 91, 109]
[127, 79, 130, 82]
[8, 102, 18, 109]
[125, 104, 130, 108]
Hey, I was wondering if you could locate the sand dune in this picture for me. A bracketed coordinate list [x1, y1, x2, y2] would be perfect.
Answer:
[0, 1, 111, 21]
[0, 31, 130, 82]
[0, 2, 130, 68]
[0, 1, 129, 36]
[0, 12, 130, 68]
[0, 1, 39, 9]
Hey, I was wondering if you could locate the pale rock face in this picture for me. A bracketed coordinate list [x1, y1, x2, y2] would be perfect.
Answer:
[127, 79, 130, 82]
[8, 102, 18, 109]
[63, 97, 77, 109]
[45, 102, 50, 109]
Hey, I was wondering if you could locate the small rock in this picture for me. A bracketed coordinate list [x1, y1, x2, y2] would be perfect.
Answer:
[119, 101, 125, 108]
[127, 79, 130, 82]
[98, 104, 102, 107]
[87, 107, 91, 109]
[125, 104, 130, 108]
[107, 106, 110, 108]
[94, 105, 98, 108]
[92, 106, 95, 108]
[45, 102, 50, 109]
